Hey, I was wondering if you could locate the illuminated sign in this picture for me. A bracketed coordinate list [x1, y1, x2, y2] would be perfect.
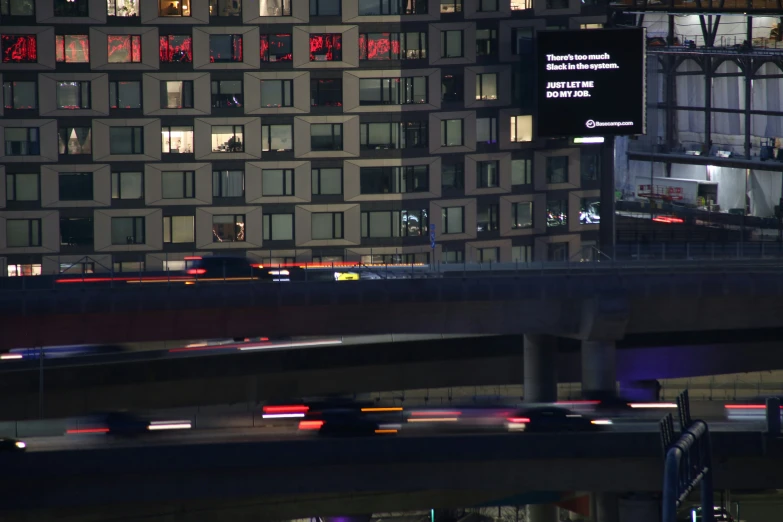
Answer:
[536, 28, 646, 138]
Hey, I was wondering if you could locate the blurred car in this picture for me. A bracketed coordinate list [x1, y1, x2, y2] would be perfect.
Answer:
[505, 406, 610, 432]
[68, 411, 151, 437]
[297, 399, 398, 437]
[185, 256, 263, 279]
[0, 438, 26, 452]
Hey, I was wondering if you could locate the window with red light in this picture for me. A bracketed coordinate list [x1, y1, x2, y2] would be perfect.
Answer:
[1, 35, 37, 63]
[260, 34, 292, 62]
[359, 32, 426, 60]
[159, 35, 192, 63]
[108, 35, 142, 63]
[55, 35, 90, 63]
[309, 34, 341, 62]
[209, 34, 242, 63]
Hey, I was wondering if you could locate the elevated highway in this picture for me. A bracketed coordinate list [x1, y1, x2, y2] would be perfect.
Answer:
[2, 428, 782, 522]
[2, 260, 783, 348]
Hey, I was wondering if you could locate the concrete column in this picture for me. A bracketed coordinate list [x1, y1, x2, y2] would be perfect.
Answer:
[594, 493, 619, 522]
[524, 334, 558, 403]
[527, 504, 559, 522]
[581, 340, 617, 400]
[618, 495, 659, 522]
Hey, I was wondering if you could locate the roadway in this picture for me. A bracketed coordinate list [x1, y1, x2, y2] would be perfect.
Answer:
[2, 421, 782, 522]
[3, 260, 783, 348]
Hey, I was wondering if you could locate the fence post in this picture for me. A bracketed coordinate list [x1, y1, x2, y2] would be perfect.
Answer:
[766, 397, 781, 435]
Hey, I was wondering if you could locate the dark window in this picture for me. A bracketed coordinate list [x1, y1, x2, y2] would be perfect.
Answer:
[440, 119, 463, 147]
[209, 0, 242, 16]
[262, 214, 294, 240]
[58, 127, 92, 155]
[56, 81, 90, 109]
[59, 172, 93, 201]
[0, 0, 35, 16]
[310, 79, 342, 107]
[107, 35, 141, 63]
[476, 29, 497, 56]
[60, 217, 93, 246]
[442, 163, 463, 189]
[546, 200, 567, 227]
[403, 121, 428, 148]
[311, 168, 342, 195]
[358, 77, 427, 105]
[113, 261, 144, 273]
[358, 0, 427, 15]
[512, 158, 532, 185]
[54, 0, 87, 16]
[309, 34, 342, 61]
[109, 127, 144, 155]
[211, 125, 244, 152]
[442, 249, 464, 263]
[310, 0, 340, 15]
[159, 35, 192, 63]
[159, 0, 191, 16]
[162, 171, 195, 199]
[6, 218, 41, 247]
[512, 202, 533, 229]
[360, 166, 429, 194]
[546, 156, 568, 184]
[1, 35, 37, 63]
[55, 35, 90, 63]
[212, 170, 244, 197]
[109, 81, 141, 109]
[4, 127, 39, 156]
[581, 150, 601, 182]
[546, 0, 568, 8]
[440, 30, 463, 58]
[211, 80, 242, 108]
[260, 79, 292, 108]
[212, 215, 245, 242]
[512, 27, 533, 55]
[311, 123, 342, 151]
[209, 34, 243, 63]
[311, 212, 343, 239]
[5, 173, 38, 201]
[262, 124, 293, 151]
[358, 32, 426, 60]
[477, 0, 497, 11]
[260, 34, 292, 62]
[3, 81, 36, 109]
[477, 161, 499, 188]
[476, 247, 498, 263]
[476, 117, 497, 144]
[441, 73, 462, 102]
[111, 171, 143, 199]
[262, 169, 294, 196]
[548, 242, 568, 262]
[111, 216, 145, 245]
[477, 203, 499, 232]
[160, 81, 193, 109]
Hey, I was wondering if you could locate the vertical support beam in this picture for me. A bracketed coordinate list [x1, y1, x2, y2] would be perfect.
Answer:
[594, 493, 620, 522]
[527, 504, 558, 522]
[581, 340, 617, 400]
[524, 334, 558, 403]
[766, 397, 781, 434]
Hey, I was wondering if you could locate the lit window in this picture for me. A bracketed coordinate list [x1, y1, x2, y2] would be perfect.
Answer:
[107, 35, 142, 63]
[6, 218, 41, 247]
[212, 215, 245, 242]
[359, 32, 427, 60]
[546, 200, 567, 227]
[209, 0, 241, 16]
[110, 81, 141, 109]
[309, 34, 342, 62]
[159, 35, 192, 63]
[580, 197, 600, 224]
[111, 216, 145, 245]
[159, 0, 191, 16]
[211, 80, 242, 108]
[259, 0, 290, 15]
[260, 34, 292, 62]
[111, 171, 143, 199]
[209, 34, 242, 62]
[56, 81, 91, 109]
[440, 0, 461, 12]
[2, 81, 36, 109]
[1, 35, 37, 63]
[164, 216, 195, 243]
[58, 127, 92, 155]
[7, 264, 42, 277]
[211, 125, 244, 152]
[108, 0, 140, 16]
[161, 126, 194, 153]
[511, 115, 533, 142]
[56, 35, 90, 63]
[160, 81, 193, 109]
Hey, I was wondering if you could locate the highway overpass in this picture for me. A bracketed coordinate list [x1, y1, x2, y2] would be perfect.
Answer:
[5, 334, 783, 420]
[2, 261, 783, 348]
[2, 429, 782, 522]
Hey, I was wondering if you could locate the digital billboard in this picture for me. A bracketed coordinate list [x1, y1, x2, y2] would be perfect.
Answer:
[536, 28, 646, 138]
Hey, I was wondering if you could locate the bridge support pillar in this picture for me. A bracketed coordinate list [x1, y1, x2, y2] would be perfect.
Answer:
[581, 340, 617, 400]
[593, 493, 619, 522]
[524, 334, 558, 403]
[527, 504, 559, 522]
[618, 494, 659, 522]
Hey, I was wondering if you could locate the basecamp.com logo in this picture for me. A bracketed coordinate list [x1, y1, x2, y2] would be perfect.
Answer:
[585, 119, 633, 128]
